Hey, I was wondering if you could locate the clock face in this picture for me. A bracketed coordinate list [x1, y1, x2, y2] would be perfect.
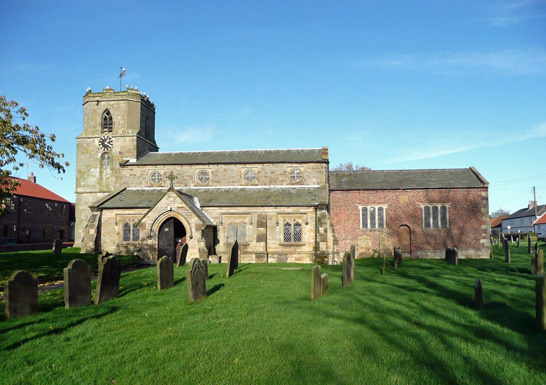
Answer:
[98, 135, 113, 151]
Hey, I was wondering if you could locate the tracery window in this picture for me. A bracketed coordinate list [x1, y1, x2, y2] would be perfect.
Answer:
[122, 219, 140, 242]
[243, 169, 256, 183]
[283, 219, 303, 242]
[289, 168, 303, 183]
[423, 204, 449, 229]
[361, 206, 386, 229]
[196, 170, 211, 185]
[101, 109, 113, 133]
[150, 171, 163, 185]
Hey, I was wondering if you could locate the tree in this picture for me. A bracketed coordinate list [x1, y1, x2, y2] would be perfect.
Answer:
[331, 162, 370, 172]
[0, 95, 69, 216]
[490, 208, 510, 219]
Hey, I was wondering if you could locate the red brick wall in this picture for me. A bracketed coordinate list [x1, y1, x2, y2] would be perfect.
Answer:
[330, 188, 489, 258]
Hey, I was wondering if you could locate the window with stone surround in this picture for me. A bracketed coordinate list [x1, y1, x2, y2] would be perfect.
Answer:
[121, 219, 140, 242]
[422, 204, 449, 229]
[226, 222, 247, 243]
[243, 169, 257, 184]
[196, 169, 211, 185]
[101, 109, 113, 133]
[283, 219, 303, 242]
[288, 168, 303, 183]
[360, 205, 386, 229]
[149, 171, 163, 186]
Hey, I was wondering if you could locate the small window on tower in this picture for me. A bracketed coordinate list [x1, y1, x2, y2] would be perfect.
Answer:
[101, 109, 113, 133]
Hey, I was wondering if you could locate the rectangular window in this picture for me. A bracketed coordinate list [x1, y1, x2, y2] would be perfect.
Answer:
[3, 197, 15, 211]
[423, 204, 449, 229]
[361, 206, 386, 229]
[283, 219, 303, 242]
[61, 204, 67, 216]
[121, 219, 140, 242]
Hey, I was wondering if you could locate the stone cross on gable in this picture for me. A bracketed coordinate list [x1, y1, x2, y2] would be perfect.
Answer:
[166, 171, 177, 189]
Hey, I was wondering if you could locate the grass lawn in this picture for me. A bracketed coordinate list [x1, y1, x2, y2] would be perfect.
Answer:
[1, 243, 545, 384]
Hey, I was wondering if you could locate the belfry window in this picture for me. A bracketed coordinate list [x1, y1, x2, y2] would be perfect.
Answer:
[101, 109, 113, 133]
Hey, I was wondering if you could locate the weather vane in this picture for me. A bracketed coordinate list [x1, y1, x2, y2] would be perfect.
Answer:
[119, 67, 126, 91]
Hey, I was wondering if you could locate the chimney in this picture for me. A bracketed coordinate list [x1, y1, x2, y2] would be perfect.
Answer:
[528, 200, 537, 209]
[321, 146, 329, 161]
[28, 172, 36, 183]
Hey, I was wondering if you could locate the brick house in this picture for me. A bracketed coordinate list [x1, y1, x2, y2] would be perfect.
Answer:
[329, 168, 490, 259]
[1, 174, 73, 244]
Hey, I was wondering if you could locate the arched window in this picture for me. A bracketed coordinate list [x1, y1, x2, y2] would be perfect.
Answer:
[101, 109, 113, 133]
[101, 153, 110, 168]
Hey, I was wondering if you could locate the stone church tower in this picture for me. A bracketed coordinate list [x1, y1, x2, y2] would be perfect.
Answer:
[74, 88, 158, 247]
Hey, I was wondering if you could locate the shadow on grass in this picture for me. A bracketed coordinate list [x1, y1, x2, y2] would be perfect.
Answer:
[207, 284, 224, 296]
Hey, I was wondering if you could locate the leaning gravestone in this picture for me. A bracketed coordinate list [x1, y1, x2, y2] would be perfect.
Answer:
[200, 258, 209, 280]
[64, 259, 91, 309]
[4, 270, 38, 319]
[177, 243, 189, 267]
[393, 247, 402, 269]
[321, 273, 329, 297]
[52, 239, 63, 256]
[226, 241, 239, 278]
[157, 255, 174, 290]
[536, 274, 546, 330]
[538, 250, 544, 275]
[94, 255, 121, 305]
[98, 250, 111, 268]
[342, 251, 353, 288]
[474, 279, 483, 310]
[311, 265, 322, 300]
[187, 258, 207, 302]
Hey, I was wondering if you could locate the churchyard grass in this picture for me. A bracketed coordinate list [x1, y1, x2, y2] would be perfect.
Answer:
[0, 248, 136, 288]
[1, 243, 545, 384]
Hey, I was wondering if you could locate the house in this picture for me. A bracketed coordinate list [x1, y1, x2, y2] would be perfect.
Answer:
[75, 88, 489, 263]
[534, 212, 546, 239]
[0, 174, 73, 244]
[329, 168, 490, 259]
[501, 202, 546, 234]
[490, 216, 506, 236]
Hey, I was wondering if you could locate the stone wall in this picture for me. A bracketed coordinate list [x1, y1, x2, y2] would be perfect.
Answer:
[330, 188, 490, 259]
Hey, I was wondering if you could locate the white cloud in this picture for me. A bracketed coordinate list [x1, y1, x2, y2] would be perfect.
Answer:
[164, 126, 216, 145]
[488, 0, 544, 27]
[351, 48, 546, 75]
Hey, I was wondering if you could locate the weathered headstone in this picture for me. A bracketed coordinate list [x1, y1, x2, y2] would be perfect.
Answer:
[504, 240, 511, 263]
[536, 274, 546, 330]
[4, 270, 38, 319]
[517, 237, 520, 248]
[349, 244, 355, 282]
[445, 247, 458, 265]
[177, 243, 188, 267]
[528, 235, 532, 254]
[474, 279, 483, 310]
[64, 259, 91, 309]
[200, 258, 209, 280]
[98, 250, 111, 268]
[538, 249, 544, 275]
[157, 255, 174, 290]
[187, 258, 207, 302]
[393, 247, 402, 269]
[52, 239, 63, 256]
[210, 255, 222, 264]
[226, 240, 239, 278]
[321, 273, 329, 296]
[342, 251, 353, 288]
[531, 251, 538, 275]
[94, 255, 121, 305]
[311, 265, 322, 299]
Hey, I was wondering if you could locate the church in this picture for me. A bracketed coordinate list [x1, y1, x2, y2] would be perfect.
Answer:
[75, 88, 490, 263]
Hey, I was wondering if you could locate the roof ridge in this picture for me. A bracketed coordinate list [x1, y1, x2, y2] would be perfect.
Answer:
[147, 148, 322, 155]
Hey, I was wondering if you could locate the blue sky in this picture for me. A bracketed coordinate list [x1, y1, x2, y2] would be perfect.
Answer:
[1, 0, 545, 214]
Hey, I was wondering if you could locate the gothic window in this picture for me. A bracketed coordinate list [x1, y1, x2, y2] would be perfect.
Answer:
[101, 153, 111, 168]
[196, 170, 211, 185]
[283, 219, 303, 242]
[122, 219, 140, 242]
[423, 205, 449, 229]
[101, 109, 113, 133]
[361, 206, 386, 229]
[289, 168, 303, 183]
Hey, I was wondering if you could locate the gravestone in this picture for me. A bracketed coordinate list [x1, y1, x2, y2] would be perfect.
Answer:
[4, 270, 38, 319]
[342, 251, 353, 288]
[226, 240, 239, 278]
[177, 243, 188, 267]
[98, 250, 111, 268]
[349, 244, 355, 282]
[445, 247, 458, 265]
[210, 255, 221, 264]
[528, 235, 532, 254]
[311, 265, 322, 300]
[64, 259, 91, 309]
[536, 274, 546, 330]
[157, 255, 174, 290]
[532, 251, 538, 275]
[538, 250, 544, 275]
[393, 247, 402, 269]
[517, 237, 520, 248]
[535, 242, 539, 256]
[52, 239, 63, 256]
[187, 258, 207, 302]
[94, 255, 121, 305]
[321, 273, 329, 296]
[474, 279, 483, 310]
[200, 258, 209, 280]
[504, 240, 511, 263]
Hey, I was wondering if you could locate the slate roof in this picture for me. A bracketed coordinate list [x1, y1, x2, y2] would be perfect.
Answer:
[8, 177, 70, 203]
[329, 168, 488, 190]
[95, 186, 326, 209]
[505, 205, 546, 220]
[126, 148, 327, 165]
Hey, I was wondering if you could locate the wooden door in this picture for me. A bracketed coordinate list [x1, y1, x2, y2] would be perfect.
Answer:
[398, 225, 411, 253]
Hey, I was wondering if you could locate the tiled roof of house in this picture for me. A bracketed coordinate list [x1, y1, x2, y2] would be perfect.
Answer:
[534, 213, 546, 225]
[490, 216, 507, 228]
[505, 205, 546, 220]
[7, 177, 70, 203]
[329, 168, 488, 190]
[125, 148, 328, 166]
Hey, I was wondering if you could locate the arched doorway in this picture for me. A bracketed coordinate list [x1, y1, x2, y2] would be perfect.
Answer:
[158, 217, 186, 261]
[397, 225, 411, 254]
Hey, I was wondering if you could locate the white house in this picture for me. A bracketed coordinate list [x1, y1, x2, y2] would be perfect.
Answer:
[502, 202, 546, 234]
[534, 212, 546, 238]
